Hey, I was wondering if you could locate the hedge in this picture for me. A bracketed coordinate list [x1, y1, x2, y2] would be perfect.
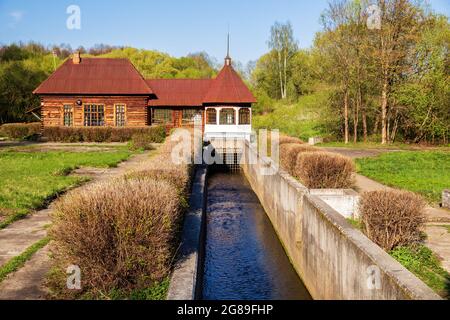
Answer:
[0, 123, 41, 140]
[42, 126, 166, 143]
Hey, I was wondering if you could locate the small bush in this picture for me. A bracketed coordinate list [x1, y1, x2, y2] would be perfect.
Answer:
[126, 168, 189, 196]
[42, 126, 165, 143]
[130, 133, 156, 150]
[0, 123, 41, 139]
[359, 190, 426, 251]
[294, 151, 355, 188]
[279, 135, 304, 145]
[280, 143, 318, 175]
[49, 177, 182, 299]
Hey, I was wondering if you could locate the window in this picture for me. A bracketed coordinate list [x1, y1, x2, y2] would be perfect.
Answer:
[63, 105, 73, 127]
[152, 108, 172, 124]
[206, 109, 217, 125]
[220, 108, 235, 125]
[84, 104, 105, 126]
[239, 108, 251, 125]
[115, 104, 126, 127]
[182, 109, 202, 125]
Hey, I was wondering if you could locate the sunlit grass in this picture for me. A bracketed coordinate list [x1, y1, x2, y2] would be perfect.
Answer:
[0, 148, 132, 228]
[356, 151, 450, 204]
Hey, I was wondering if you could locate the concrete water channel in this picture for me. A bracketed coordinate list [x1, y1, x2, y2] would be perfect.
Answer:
[202, 170, 311, 300]
[167, 142, 441, 300]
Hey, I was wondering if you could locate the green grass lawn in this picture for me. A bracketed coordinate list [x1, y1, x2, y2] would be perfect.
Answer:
[253, 90, 332, 141]
[356, 151, 450, 204]
[319, 141, 450, 150]
[0, 147, 132, 228]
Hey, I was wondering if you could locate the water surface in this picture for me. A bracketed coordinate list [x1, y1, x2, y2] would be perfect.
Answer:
[202, 172, 312, 300]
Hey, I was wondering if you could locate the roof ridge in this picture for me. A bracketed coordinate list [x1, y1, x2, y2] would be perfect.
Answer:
[127, 59, 153, 94]
[146, 78, 213, 81]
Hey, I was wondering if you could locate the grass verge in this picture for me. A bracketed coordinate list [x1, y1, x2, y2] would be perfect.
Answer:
[107, 278, 170, 300]
[356, 151, 450, 204]
[390, 245, 450, 298]
[0, 148, 132, 228]
[0, 237, 50, 283]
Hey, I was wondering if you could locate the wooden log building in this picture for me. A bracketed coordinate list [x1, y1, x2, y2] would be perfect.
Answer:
[33, 51, 256, 140]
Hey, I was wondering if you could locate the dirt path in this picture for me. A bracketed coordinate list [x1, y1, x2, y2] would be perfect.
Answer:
[0, 150, 155, 300]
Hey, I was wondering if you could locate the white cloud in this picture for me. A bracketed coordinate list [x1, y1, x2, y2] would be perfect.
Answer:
[8, 11, 24, 28]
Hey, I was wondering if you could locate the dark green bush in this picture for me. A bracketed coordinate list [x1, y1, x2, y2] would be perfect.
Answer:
[43, 126, 165, 143]
[0, 122, 41, 139]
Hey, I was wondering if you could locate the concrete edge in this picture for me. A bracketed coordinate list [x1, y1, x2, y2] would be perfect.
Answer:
[166, 165, 208, 300]
[306, 194, 443, 300]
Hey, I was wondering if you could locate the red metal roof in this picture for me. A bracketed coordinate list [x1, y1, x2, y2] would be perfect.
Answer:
[203, 64, 256, 104]
[34, 56, 256, 105]
[147, 79, 212, 107]
[33, 58, 153, 95]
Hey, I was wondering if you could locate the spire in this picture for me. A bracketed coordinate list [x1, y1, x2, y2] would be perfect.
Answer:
[225, 29, 232, 66]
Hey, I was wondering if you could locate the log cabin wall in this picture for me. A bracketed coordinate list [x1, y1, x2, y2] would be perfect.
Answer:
[40, 95, 149, 127]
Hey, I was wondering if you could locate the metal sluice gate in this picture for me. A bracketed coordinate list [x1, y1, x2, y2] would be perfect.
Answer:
[210, 148, 243, 173]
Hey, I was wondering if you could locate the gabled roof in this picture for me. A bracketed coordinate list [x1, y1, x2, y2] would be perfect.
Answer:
[203, 64, 256, 104]
[147, 79, 212, 107]
[33, 58, 153, 95]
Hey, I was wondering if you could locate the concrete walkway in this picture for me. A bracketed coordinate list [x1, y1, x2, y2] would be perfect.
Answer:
[0, 246, 51, 300]
[0, 150, 155, 299]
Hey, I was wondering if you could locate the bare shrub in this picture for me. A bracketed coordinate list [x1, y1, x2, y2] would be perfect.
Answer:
[130, 133, 156, 150]
[49, 177, 181, 299]
[280, 143, 318, 175]
[359, 190, 426, 251]
[294, 151, 355, 188]
[126, 167, 190, 196]
[279, 135, 304, 145]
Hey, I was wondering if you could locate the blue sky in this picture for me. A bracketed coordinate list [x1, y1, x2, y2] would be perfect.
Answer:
[0, 0, 449, 64]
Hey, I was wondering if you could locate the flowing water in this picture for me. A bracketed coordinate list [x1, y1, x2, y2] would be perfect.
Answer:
[202, 172, 312, 300]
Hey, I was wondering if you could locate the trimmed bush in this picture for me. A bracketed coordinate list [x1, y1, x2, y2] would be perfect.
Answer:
[130, 133, 156, 150]
[47, 131, 193, 299]
[43, 126, 165, 143]
[0, 122, 41, 139]
[280, 143, 318, 175]
[360, 190, 426, 251]
[50, 177, 182, 299]
[294, 151, 355, 188]
[279, 135, 304, 145]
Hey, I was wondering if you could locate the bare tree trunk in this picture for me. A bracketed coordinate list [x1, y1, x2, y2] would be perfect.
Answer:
[362, 109, 368, 142]
[344, 90, 349, 144]
[353, 104, 359, 143]
[283, 51, 288, 99]
[391, 116, 399, 143]
[381, 77, 389, 144]
[277, 51, 284, 99]
[373, 114, 379, 135]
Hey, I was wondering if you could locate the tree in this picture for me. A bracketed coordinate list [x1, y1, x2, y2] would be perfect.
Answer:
[268, 21, 298, 100]
[374, 0, 423, 144]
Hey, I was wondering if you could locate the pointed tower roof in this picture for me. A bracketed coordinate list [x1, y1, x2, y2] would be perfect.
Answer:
[203, 34, 256, 104]
[203, 64, 256, 104]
